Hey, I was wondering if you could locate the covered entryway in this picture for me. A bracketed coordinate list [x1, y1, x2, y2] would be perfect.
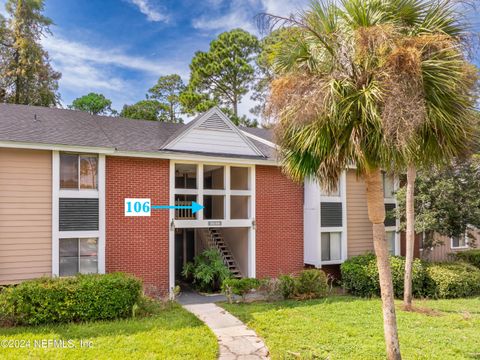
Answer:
[174, 227, 251, 287]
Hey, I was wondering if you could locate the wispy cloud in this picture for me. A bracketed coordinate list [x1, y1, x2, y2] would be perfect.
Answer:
[129, 0, 169, 22]
[192, 0, 307, 34]
[42, 35, 188, 109]
[43, 36, 186, 78]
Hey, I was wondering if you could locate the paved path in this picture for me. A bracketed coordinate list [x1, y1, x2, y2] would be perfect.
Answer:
[183, 302, 270, 360]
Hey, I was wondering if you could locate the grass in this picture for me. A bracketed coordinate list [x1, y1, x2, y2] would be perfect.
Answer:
[221, 296, 480, 359]
[0, 302, 217, 360]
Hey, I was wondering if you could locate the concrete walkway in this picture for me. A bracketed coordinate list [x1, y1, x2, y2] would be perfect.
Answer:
[183, 302, 270, 360]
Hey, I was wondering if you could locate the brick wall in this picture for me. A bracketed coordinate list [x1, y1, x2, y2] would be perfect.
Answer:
[255, 165, 304, 278]
[106, 156, 170, 296]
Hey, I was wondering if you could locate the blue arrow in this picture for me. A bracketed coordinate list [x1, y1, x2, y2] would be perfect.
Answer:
[151, 201, 204, 214]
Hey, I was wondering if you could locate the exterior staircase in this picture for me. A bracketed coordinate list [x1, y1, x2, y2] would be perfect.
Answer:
[203, 228, 242, 279]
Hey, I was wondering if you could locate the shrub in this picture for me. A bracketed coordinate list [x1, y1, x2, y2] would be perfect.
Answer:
[296, 269, 328, 299]
[341, 254, 426, 298]
[259, 277, 282, 301]
[182, 249, 231, 293]
[0, 273, 142, 326]
[222, 278, 260, 303]
[454, 250, 480, 269]
[278, 274, 296, 299]
[425, 262, 480, 298]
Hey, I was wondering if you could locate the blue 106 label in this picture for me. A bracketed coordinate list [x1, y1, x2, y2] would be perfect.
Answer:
[125, 198, 151, 217]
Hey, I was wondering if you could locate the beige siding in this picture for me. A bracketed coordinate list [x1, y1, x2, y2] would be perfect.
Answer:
[421, 229, 480, 262]
[0, 148, 52, 284]
[346, 169, 374, 257]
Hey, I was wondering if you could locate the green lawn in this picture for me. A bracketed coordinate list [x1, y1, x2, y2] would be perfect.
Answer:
[0, 302, 217, 360]
[221, 296, 480, 360]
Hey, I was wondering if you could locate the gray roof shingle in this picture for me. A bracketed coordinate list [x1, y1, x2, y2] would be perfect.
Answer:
[0, 103, 276, 160]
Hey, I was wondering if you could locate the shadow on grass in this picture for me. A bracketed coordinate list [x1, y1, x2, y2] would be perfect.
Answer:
[0, 302, 207, 340]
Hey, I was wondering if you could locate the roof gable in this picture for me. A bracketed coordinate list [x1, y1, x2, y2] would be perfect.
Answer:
[161, 107, 265, 157]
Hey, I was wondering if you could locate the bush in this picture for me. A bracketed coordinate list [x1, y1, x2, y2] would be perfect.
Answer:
[296, 269, 328, 299]
[341, 254, 426, 298]
[425, 262, 480, 298]
[0, 273, 142, 326]
[258, 277, 282, 301]
[222, 278, 260, 303]
[182, 249, 231, 293]
[278, 274, 296, 299]
[278, 270, 328, 300]
[454, 250, 480, 269]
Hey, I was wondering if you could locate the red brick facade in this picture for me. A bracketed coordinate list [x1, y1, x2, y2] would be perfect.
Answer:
[255, 165, 304, 278]
[105, 156, 170, 295]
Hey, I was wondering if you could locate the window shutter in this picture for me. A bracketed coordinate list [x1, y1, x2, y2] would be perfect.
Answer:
[320, 202, 343, 227]
[59, 198, 99, 231]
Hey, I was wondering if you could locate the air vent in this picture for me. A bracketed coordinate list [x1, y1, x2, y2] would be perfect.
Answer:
[197, 113, 231, 131]
[59, 198, 99, 231]
[321, 202, 343, 227]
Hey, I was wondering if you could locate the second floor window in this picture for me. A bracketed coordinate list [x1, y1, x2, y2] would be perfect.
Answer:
[60, 153, 98, 190]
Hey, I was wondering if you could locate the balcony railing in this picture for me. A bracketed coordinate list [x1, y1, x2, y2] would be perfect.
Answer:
[175, 201, 195, 220]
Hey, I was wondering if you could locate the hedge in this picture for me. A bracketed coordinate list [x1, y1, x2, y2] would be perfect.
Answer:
[425, 262, 480, 298]
[340, 254, 426, 298]
[279, 269, 328, 300]
[454, 250, 480, 269]
[0, 273, 142, 325]
[341, 253, 480, 299]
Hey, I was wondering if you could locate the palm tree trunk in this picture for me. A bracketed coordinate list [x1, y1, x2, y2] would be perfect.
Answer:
[365, 169, 402, 360]
[403, 163, 416, 309]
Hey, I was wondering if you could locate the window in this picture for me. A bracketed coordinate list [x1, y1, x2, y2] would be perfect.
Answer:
[60, 153, 98, 190]
[204, 195, 225, 219]
[175, 164, 197, 189]
[383, 172, 395, 199]
[320, 183, 340, 197]
[231, 196, 249, 219]
[386, 231, 396, 255]
[321, 232, 342, 261]
[231, 167, 249, 190]
[204, 165, 224, 190]
[59, 238, 98, 276]
[451, 234, 468, 249]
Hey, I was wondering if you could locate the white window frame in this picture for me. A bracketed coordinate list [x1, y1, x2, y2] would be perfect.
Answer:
[319, 172, 347, 265]
[52, 151, 106, 277]
[58, 237, 99, 276]
[171, 161, 254, 228]
[384, 174, 400, 256]
[450, 233, 469, 249]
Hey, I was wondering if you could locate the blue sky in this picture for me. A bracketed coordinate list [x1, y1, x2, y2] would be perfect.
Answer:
[0, 0, 478, 118]
[0, 0, 308, 117]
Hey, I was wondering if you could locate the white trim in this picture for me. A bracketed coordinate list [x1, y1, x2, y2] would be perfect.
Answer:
[168, 161, 175, 297]
[98, 154, 106, 274]
[52, 151, 60, 276]
[240, 130, 277, 148]
[0, 141, 114, 154]
[250, 165, 256, 278]
[52, 150, 105, 277]
[318, 171, 348, 265]
[162, 107, 265, 157]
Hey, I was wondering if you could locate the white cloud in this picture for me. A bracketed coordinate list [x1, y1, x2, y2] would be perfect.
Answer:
[192, 0, 308, 34]
[43, 36, 187, 78]
[41, 35, 189, 110]
[129, 0, 169, 22]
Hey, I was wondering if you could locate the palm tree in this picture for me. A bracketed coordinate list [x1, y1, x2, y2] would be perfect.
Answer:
[262, 1, 478, 358]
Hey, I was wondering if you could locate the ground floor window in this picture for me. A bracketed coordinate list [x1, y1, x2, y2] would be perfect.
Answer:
[321, 232, 342, 261]
[59, 238, 98, 276]
[451, 234, 468, 249]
